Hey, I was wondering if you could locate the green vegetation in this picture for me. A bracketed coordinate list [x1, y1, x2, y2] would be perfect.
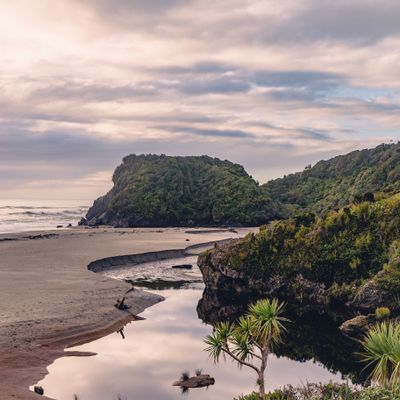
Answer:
[211, 193, 400, 310]
[360, 321, 400, 385]
[235, 384, 400, 400]
[263, 143, 400, 217]
[231, 321, 400, 399]
[204, 298, 288, 399]
[85, 154, 278, 226]
[85, 143, 400, 227]
[375, 307, 391, 320]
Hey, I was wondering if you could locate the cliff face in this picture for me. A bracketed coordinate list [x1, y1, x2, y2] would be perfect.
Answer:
[82, 154, 278, 227]
[198, 241, 330, 313]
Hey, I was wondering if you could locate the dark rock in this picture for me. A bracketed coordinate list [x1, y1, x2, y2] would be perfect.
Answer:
[172, 264, 193, 269]
[198, 241, 328, 310]
[339, 314, 375, 338]
[23, 234, 59, 240]
[351, 277, 393, 312]
[34, 386, 44, 395]
[78, 217, 87, 225]
[172, 374, 215, 388]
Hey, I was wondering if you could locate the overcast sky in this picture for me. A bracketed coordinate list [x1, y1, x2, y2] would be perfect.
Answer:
[1, 0, 400, 201]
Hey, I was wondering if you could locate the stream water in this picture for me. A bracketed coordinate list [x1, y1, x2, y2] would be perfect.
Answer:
[36, 256, 362, 400]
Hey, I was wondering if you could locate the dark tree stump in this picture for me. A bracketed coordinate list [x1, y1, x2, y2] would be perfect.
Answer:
[173, 374, 215, 388]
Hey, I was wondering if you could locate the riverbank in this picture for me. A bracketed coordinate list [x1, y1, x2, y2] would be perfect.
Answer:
[0, 227, 254, 399]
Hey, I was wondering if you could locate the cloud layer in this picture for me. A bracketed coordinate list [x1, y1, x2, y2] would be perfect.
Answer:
[1, 0, 400, 200]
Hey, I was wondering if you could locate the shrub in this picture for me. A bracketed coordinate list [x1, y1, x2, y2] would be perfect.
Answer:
[357, 385, 400, 400]
[375, 307, 391, 320]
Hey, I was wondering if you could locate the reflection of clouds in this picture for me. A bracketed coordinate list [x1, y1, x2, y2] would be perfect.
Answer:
[39, 289, 344, 400]
[104, 256, 200, 284]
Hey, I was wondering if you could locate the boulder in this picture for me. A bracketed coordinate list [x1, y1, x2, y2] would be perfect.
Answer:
[351, 278, 392, 312]
[34, 386, 44, 395]
[339, 314, 375, 337]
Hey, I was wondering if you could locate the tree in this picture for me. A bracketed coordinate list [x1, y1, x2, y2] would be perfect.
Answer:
[204, 298, 288, 399]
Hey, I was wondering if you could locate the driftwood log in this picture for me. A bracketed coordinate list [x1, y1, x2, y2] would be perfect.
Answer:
[171, 264, 193, 269]
[114, 297, 130, 310]
[172, 374, 215, 388]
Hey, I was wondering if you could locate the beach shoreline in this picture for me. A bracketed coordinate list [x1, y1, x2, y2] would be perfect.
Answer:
[0, 227, 254, 400]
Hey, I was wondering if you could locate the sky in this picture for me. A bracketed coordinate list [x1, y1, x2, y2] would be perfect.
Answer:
[1, 0, 400, 202]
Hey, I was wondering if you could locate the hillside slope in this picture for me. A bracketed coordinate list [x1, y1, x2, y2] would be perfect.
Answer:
[82, 154, 278, 227]
[199, 193, 400, 314]
[263, 143, 400, 216]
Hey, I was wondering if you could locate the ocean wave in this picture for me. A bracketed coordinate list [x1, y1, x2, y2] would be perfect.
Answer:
[0, 205, 88, 210]
[8, 209, 87, 217]
[0, 205, 88, 233]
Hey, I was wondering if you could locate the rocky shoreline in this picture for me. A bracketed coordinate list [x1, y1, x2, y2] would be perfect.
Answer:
[197, 239, 399, 340]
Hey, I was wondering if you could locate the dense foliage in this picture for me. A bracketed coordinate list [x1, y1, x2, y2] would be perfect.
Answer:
[361, 321, 400, 385]
[212, 194, 400, 309]
[235, 383, 400, 400]
[85, 143, 400, 227]
[263, 143, 400, 217]
[85, 154, 278, 226]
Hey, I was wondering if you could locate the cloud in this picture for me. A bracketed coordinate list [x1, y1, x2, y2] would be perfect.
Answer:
[281, 0, 400, 45]
[29, 82, 156, 102]
[160, 126, 255, 138]
[1, 1, 400, 200]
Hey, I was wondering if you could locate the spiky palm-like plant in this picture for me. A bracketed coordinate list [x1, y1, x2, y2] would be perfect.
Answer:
[360, 321, 400, 386]
[204, 298, 288, 399]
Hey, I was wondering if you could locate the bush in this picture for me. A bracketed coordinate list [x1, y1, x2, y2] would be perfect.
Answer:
[235, 384, 400, 400]
[357, 385, 400, 400]
[234, 393, 262, 400]
[375, 307, 391, 320]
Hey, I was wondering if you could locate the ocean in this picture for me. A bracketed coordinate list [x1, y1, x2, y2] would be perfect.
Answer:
[0, 200, 89, 234]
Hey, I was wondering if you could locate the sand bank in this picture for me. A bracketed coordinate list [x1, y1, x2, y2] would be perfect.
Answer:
[0, 227, 254, 399]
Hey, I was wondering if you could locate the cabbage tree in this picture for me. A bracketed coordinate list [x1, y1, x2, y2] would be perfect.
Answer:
[204, 298, 288, 399]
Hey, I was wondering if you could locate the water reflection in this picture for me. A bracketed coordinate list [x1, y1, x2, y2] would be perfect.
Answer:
[117, 327, 125, 340]
[198, 288, 368, 384]
[38, 256, 366, 399]
[38, 289, 346, 400]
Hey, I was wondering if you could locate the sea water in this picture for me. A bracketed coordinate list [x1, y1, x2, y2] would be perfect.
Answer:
[0, 199, 88, 234]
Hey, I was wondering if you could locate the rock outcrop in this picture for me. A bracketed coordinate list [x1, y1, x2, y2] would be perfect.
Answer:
[197, 238, 398, 335]
[198, 241, 330, 312]
[339, 315, 375, 338]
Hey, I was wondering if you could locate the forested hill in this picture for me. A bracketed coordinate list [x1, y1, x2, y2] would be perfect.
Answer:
[82, 154, 279, 227]
[83, 142, 400, 227]
[263, 142, 400, 217]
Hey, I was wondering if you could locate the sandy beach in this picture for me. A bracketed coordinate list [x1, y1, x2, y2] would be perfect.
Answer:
[0, 227, 254, 400]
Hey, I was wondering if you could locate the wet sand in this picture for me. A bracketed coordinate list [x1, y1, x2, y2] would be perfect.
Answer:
[0, 227, 253, 400]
